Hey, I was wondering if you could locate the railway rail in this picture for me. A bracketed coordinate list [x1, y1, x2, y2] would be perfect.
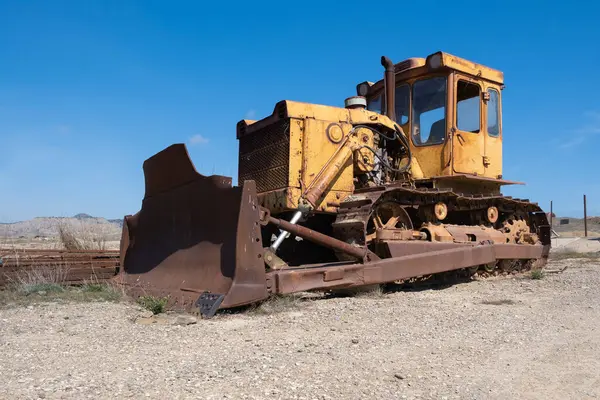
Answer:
[0, 248, 120, 288]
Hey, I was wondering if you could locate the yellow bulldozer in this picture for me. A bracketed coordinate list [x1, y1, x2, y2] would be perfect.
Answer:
[117, 51, 550, 317]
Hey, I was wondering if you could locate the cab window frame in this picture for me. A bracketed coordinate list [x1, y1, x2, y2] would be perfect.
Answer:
[455, 76, 483, 135]
[410, 74, 448, 148]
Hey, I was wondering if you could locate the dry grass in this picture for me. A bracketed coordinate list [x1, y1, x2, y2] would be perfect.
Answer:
[57, 220, 110, 251]
[1, 218, 117, 251]
[246, 294, 306, 315]
[0, 277, 124, 307]
[2, 261, 70, 292]
[354, 284, 385, 298]
[325, 284, 386, 300]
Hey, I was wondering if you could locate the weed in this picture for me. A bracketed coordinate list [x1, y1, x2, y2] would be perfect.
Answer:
[531, 269, 545, 280]
[80, 281, 123, 301]
[20, 282, 64, 295]
[137, 295, 168, 314]
[82, 283, 105, 292]
[88, 283, 123, 302]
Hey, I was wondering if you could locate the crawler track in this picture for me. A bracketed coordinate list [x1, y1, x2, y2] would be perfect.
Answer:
[332, 185, 550, 277]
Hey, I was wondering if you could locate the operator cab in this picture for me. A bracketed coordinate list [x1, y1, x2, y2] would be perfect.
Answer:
[356, 52, 508, 192]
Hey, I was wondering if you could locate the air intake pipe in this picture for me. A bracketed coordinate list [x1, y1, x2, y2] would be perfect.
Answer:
[381, 56, 396, 122]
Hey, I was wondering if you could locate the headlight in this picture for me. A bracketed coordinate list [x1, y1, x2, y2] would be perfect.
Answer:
[357, 82, 370, 97]
[428, 53, 442, 69]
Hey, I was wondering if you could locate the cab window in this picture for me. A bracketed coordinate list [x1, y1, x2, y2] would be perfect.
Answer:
[367, 94, 383, 114]
[456, 80, 481, 133]
[412, 76, 447, 146]
[487, 88, 500, 137]
[367, 86, 409, 126]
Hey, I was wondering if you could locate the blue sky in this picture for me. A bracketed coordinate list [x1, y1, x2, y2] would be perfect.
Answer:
[1, 0, 599, 222]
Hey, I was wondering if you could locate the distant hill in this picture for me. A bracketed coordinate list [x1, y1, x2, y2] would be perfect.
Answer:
[73, 213, 94, 219]
[0, 214, 122, 239]
[108, 218, 124, 227]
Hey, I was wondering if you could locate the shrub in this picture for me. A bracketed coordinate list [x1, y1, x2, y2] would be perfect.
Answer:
[531, 269, 545, 280]
[137, 295, 169, 314]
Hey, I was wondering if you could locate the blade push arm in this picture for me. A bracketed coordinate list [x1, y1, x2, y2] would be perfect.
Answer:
[301, 126, 374, 210]
[270, 126, 374, 252]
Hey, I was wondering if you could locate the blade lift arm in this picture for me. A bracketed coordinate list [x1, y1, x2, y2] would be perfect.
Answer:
[269, 126, 375, 254]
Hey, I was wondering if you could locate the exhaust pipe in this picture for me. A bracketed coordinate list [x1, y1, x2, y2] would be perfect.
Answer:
[381, 56, 396, 122]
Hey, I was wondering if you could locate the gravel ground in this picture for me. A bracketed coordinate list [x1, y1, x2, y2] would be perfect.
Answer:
[1, 257, 599, 400]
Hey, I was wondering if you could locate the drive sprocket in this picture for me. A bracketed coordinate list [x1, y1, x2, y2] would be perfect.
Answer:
[502, 215, 538, 244]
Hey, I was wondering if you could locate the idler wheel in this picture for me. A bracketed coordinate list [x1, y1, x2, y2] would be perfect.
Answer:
[434, 202, 448, 221]
[487, 206, 499, 224]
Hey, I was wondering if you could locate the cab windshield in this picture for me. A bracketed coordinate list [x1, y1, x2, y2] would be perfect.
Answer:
[412, 76, 446, 145]
[366, 76, 447, 146]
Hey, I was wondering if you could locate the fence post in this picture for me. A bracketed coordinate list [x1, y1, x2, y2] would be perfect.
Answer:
[583, 194, 587, 237]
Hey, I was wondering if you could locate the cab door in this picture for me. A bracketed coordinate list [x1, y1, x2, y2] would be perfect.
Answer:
[452, 74, 485, 175]
[482, 85, 502, 178]
[408, 75, 451, 177]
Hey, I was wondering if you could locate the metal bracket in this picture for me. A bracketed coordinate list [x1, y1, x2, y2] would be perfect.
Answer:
[195, 292, 225, 318]
[264, 249, 289, 270]
[482, 155, 491, 167]
[258, 207, 271, 226]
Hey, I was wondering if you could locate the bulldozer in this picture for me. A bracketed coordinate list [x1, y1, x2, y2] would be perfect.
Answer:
[117, 51, 551, 317]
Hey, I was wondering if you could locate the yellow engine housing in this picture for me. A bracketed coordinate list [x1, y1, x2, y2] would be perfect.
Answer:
[236, 100, 391, 214]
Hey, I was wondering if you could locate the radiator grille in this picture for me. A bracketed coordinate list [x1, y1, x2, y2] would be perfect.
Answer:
[238, 119, 290, 193]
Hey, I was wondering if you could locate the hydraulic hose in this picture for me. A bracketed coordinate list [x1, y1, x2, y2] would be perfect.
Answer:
[350, 124, 412, 175]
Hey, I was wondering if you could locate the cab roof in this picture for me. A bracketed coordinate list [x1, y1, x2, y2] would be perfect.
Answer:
[360, 51, 504, 96]
[427, 51, 504, 84]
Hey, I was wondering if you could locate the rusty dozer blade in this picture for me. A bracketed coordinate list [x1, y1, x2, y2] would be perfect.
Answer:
[117, 143, 268, 317]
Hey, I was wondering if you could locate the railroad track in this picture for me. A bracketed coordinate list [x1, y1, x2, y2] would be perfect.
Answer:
[0, 248, 120, 288]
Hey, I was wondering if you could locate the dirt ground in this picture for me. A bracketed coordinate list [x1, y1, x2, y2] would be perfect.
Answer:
[550, 214, 600, 237]
[0, 253, 599, 400]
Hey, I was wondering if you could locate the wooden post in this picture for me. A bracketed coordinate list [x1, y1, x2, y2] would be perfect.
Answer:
[550, 201, 553, 228]
[584, 194, 587, 237]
